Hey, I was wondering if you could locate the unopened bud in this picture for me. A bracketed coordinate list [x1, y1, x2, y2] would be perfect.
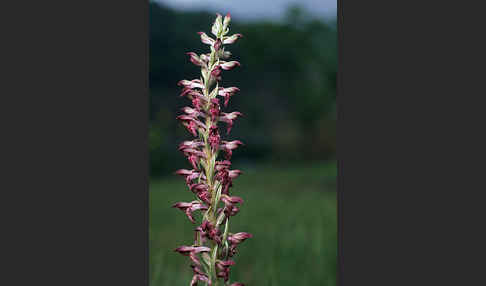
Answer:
[211, 13, 223, 37]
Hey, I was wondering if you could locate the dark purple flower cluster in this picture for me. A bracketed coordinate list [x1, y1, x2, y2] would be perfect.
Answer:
[171, 13, 252, 286]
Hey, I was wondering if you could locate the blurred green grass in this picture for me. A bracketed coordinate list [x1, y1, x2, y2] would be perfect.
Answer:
[150, 161, 337, 286]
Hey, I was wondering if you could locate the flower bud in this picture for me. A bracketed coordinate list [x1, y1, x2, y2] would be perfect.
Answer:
[221, 49, 232, 59]
[223, 13, 231, 30]
[212, 13, 223, 37]
[211, 65, 222, 78]
[214, 38, 222, 51]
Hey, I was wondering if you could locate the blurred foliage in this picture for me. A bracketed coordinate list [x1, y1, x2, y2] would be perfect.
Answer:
[150, 3, 337, 176]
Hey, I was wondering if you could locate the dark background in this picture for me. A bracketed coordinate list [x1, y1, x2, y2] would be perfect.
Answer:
[149, 2, 337, 176]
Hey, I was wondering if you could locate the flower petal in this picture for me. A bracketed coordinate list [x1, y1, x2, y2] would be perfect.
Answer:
[197, 32, 215, 45]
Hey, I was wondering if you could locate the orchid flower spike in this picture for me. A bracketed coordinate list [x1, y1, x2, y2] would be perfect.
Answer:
[172, 13, 251, 286]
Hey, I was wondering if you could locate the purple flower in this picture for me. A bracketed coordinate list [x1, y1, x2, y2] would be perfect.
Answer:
[192, 96, 204, 111]
[177, 115, 206, 137]
[218, 87, 240, 107]
[179, 140, 205, 151]
[181, 106, 204, 118]
[178, 79, 204, 89]
[223, 33, 243, 45]
[200, 53, 211, 63]
[174, 168, 194, 177]
[219, 112, 243, 134]
[228, 169, 242, 179]
[188, 154, 199, 169]
[181, 89, 207, 111]
[179, 147, 207, 159]
[197, 190, 212, 204]
[226, 232, 252, 256]
[180, 88, 203, 99]
[174, 245, 211, 255]
[220, 194, 244, 207]
[220, 140, 243, 151]
[216, 260, 235, 282]
[214, 38, 222, 51]
[227, 232, 252, 245]
[216, 259, 235, 269]
[173, 201, 208, 223]
[220, 205, 239, 217]
[197, 32, 215, 45]
[191, 273, 211, 286]
[174, 169, 205, 186]
[189, 183, 209, 193]
[215, 160, 232, 169]
[209, 98, 221, 121]
[220, 140, 244, 158]
[191, 265, 212, 286]
[180, 148, 206, 170]
[208, 125, 220, 151]
[219, 61, 240, 70]
[187, 52, 203, 66]
[211, 65, 222, 78]
[184, 121, 198, 137]
[201, 220, 222, 244]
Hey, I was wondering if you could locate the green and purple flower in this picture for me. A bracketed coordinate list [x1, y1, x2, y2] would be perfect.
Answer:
[171, 13, 251, 286]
